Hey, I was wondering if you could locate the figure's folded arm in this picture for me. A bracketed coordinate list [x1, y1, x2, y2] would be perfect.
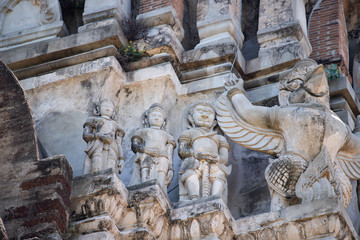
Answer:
[216, 78, 285, 156]
[178, 140, 193, 160]
[83, 124, 96, 142]
[131, 135, 144, 154]
[227, 87, 273, 130]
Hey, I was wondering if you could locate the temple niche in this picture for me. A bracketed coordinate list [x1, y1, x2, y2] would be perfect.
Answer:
[1, 0, 360, 239]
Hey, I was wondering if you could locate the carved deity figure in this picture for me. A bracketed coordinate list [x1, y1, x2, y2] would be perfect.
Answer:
[129, 104, 175, 190]
[83, 99, 125, 174]
[178, 101, 232, 203]
[216, 59, 360, 210]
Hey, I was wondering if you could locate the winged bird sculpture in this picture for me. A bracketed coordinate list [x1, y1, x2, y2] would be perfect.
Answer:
[216, 59, 360, 210]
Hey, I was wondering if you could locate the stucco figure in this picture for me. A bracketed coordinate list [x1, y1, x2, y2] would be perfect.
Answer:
[129, 104, 175, 190]
[178, 101, 232, 203]
[83, 99, 125, 174]
[216, 59, 360, 210]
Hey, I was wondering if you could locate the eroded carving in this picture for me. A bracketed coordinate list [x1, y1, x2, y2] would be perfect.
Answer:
[217, 58, 360, 210]
[0, 0, 57, 35]
[129, 104, 175, 191]
[83, 99, 125, 174]
[178, 101, 231, 203]
[81, 197, 104, 217]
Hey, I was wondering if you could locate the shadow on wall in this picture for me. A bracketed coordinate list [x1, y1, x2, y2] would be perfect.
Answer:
[227, 142, 271, 219]
[181, 0, 200, 50]
[241, 0, 260, 60]
[36, 111, 87, 176]
[59, 0, 85, 34]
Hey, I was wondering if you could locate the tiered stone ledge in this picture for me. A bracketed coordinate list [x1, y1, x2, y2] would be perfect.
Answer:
[70, 170, 359, 240]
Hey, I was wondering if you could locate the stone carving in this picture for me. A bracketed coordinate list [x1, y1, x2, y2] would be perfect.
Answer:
[129, 104, 175, 190]
[0, 0, 57, 34]
[178, 101, 232, 202]
[0, 0, 64, 48]
[81, 197, 105, 218]
[83, 99, 125, 174]
[216, 58, 360, 210]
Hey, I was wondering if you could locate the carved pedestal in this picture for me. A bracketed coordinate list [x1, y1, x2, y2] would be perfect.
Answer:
[136, 3, 185, 62]
[182, 0, 245, 70]
[71, 171, 237, 240]
[71, 169, 358, 239]
[81, 0, 131, 26]
[172, 196, 236, 239]
[70, 169, 128, 239]
[78, 0, 130, 47]
[236, 198, 359, 240]
[122, 180, 172, 239]
[254, 0, 311, 71]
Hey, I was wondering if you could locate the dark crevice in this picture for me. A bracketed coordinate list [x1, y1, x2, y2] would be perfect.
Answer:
[59, 0, 85, 35]
[181, 0, 200, 50]
[241, 0, 260, 60]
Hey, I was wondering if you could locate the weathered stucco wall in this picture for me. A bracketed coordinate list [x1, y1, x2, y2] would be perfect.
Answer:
[1, 0, 360, 238]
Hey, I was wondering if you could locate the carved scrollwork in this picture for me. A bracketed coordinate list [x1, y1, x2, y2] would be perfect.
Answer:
[30, 0, 41, 6]
[39, 0, 56, 24]
[41, 7, 55, 23]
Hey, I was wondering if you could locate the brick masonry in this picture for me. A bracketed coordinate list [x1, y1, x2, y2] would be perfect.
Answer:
[139, 0, 184, 23]
[0, 61, 73, 239]
[2, 156, 73, 240]
[0, 60, 38, 164]
[309, 0, 349, 72]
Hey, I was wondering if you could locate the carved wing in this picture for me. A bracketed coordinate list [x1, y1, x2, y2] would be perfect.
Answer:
[336, 151, 360, 180]
[215, 92, 285, 157]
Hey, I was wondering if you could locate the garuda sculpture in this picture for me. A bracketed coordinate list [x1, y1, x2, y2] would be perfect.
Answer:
[216, 59, 360, 210]
[83, 99, 125, 174]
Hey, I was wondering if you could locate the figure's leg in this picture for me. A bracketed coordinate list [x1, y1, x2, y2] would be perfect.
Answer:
[92, 151, 103, 173]
[157, 170, 167, 190]
[179, 180, 187, 201]
[209, 165, 227, 198]
[156, 158, 169, 190]
[211, 179, 225, 196]
[105, 147, 117, 171]
[184, 174, 200, 200]
[141, 167, 151, 182]
[140, 155, 152, 182]
[83, 156, 92, 174]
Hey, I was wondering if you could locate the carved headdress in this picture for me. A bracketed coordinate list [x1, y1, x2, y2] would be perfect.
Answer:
[94, 99, 116, 119]
[278, 58, 330, 108]
[142, 103, 167, 129]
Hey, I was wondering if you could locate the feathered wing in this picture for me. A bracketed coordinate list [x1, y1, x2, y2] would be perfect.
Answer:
[215, 92, 285, 157]
[336, 140, 360, 180]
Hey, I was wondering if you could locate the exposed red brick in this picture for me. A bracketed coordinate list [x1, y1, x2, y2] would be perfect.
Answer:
[3, 206, 29, 221]
[20, 175, 71, 193]
[139, 0, 184, 23]
[309, 0, 350, 82]
[22, 214, 66, 232]
[33, 199, 67, 220]
[0, 61, 39, 162]
[0, 63, 73, 239]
